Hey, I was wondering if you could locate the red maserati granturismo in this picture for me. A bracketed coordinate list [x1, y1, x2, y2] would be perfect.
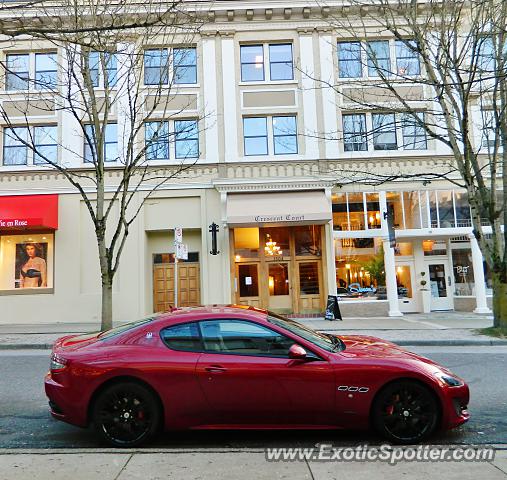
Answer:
[44, 305, 470, 447]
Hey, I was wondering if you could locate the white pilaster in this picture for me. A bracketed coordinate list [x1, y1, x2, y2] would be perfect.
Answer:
[470, 235, 491, 313]
[221, 37, 238, 162]
[324, 188, 337, 295]
[116, 42, 135, 164]
[202, 36, 219, 163]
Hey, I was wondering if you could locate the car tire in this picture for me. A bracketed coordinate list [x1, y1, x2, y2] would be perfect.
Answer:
[92, 382, 161, 448]
[372, 380, 440, 444]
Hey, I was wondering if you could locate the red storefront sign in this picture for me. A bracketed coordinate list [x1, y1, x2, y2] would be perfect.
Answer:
[0, 194, 58, 231]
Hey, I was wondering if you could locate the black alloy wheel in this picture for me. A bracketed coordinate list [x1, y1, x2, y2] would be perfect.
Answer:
[92, 382, 161, 447]
[372, 380, 440, 444]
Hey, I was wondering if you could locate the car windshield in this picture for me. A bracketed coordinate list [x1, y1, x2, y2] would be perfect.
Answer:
[267, 312, 345, 352]
[98, 314, 160, 340]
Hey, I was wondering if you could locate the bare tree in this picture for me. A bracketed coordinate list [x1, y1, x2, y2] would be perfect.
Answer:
[0, 0, 207, 330]
[308, 0, 507, 328]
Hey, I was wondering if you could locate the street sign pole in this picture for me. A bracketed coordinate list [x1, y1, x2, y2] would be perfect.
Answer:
[173, 227, 183, 308]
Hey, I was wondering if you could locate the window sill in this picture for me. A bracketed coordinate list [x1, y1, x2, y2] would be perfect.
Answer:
[239, 80, 298, 87]
[0, 287, 54, 296]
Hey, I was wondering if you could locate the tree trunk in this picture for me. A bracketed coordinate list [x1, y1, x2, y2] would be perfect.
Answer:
[101, 274, 113, 331]
[492, 273, 507, 330]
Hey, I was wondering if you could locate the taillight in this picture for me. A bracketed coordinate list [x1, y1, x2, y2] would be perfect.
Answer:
[50, 353, 68, 372]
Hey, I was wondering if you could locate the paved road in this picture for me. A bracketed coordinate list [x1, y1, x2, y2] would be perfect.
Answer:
[0, 347, 505, 449]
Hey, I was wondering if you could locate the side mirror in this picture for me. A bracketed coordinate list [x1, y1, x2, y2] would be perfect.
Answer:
[288, 344, 307, 360]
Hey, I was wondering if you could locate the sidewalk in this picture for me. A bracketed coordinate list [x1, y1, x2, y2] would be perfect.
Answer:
[0, 312, 504, 349]
[0, 448, 506, 480]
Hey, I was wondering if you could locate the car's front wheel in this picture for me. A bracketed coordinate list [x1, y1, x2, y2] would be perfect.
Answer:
[92, 382, 161, 447]
[372, 380, 440, 444]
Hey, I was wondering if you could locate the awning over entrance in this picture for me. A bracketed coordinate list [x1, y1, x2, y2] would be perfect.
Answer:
[226, 191, 331, 226]
[0, 194, 58, 232]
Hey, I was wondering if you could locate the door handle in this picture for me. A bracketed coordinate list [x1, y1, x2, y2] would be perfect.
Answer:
[205, 365, 227, 373]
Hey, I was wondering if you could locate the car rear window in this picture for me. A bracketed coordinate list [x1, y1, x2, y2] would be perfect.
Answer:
[98, 315, 160, 340]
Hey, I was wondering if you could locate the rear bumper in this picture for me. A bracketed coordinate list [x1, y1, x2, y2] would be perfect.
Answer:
[44, 373, 88, 427]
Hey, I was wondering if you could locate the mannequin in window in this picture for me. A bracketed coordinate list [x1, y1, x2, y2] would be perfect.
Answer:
[19, 243, 47, 288]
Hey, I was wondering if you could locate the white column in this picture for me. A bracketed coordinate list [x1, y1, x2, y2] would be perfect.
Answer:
[470, 236, 491, 313]
[221, 36, 238, 162]
[383, 239, 403, 317]
[324, 188, 337, 295]
[116, 42, 135, 164]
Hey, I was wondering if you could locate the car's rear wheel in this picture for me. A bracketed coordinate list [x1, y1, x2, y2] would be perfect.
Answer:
[372, 380, 440, 444]
[92, 382, 161, 447]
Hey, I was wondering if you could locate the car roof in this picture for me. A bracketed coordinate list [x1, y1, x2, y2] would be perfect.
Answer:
[153, 304, 270, 325]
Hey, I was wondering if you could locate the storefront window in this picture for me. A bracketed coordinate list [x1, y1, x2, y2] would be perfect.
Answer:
[294, 225, 321, 256]
[429, 191, 438, 228]
[452, 247, 474, 296]
[234, 227, 260, 259]
[347, 193, 365, 230]
[0, 233, 54, 291]
[394, 242, 413, 256]
[455, 192, 472, 227]
[387, 192, 404, 229]
[424, 240, 447, 256]
[396, 265, 412, 298]
[263, 227, 290, 257]
[438, 191, 455, 228]
[332, 193, 348, 230]
[403, 191, 427, 228]
[365, 193, 381, 229]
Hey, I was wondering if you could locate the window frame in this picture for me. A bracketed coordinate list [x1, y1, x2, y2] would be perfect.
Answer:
[338, 41, 363, 79]
[240, 44, 265, 82]
[159, 321, 204, 352]
[342, 113, 368, 151]
[268, 43, 294, 81]
[173, 47, 197, 85]
[33, 125, 58, 165]
[272, 115, 298, 155]
[34, 52, 58, 90]
[243, 116, 269, 156]
[174, 119, 199, 159]
[395, 39, 421, 76]
[3, 126, 29, 165]
[401, 112, 427, 150]
[366, 40, 391, 78]
[5, 53, 30, 91]
[372, 112, 398, 151]
[145, 120, 170, 161]
[83, 123, 118, 163]
[143, 48, 170, 86]
[2, 124, 58, 166]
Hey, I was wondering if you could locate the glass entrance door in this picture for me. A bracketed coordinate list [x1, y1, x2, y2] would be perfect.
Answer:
[236, 263, 261, 308]
[428, 263, 453, 310]
[267, 262, 292, 313]
[395, 262, 418, 313]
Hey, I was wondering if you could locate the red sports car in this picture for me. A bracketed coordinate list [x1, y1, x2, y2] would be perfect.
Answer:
[45, 305, 469, 447]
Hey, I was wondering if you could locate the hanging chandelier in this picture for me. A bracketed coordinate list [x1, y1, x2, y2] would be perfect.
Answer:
[264, 235, 282, 256]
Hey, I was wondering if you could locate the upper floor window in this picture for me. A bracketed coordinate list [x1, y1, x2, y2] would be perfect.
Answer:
[366, 41, 391, 77]
[343, 113, 367, 151]
[173, 48, 197, 84]
[240, 43, 293, 82]
[145, 121, 169, 160]
[395, 40, 420, 75]
[144, 47, 197, 86]
[338, 42, 362, 78]
[3, 125, 57, 166]
[342, 111, 427, 152]
[5, 52, 57, 91]
[476, 36, 495, 72]
[175, 119, 199, 159]
[243, 115, 297, 156]
[88, 51, 117, 88]
[84, 123, 118, 163]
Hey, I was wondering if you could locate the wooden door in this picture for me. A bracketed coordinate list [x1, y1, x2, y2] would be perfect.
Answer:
[153, 262, 201, 312]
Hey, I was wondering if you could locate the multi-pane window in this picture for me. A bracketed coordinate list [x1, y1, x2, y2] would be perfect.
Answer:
[338, 42, 362, 78]
[3, 125, 57, 165]
[481, 111, 503, 149]
[243, 117, 268, 155]
[477, 37, 495, 72]
[240, 43, 293, 82]
[144, 47, 197, 86]
[401, 113, 427, 150]
[35, 53, 58, 89]
[269, 44, 293, 81]
[3, 127, 28, 165]
[84, 123, 118, 163]
[372, 113, 397, 150]
[240, 45, 265, 82]
[173, 48, 197, 84]
[367, 41, 391, 77]
[174, 119, 199, 159]
[34, 126, 58, 164]
[145, 121, 169, 160]
[272, 116, 298, 154]
[342, 113, 367, 151]
[88, 51, 117, 88]
[144, 49, 169, 85]
[395, 40, 420, 75]
[6, 54, 29, 90]
[243, 115, 298, 156]
[5, 53, 57, 91]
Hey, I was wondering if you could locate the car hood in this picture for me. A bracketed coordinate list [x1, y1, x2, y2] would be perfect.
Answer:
[336, 334, 446, 370]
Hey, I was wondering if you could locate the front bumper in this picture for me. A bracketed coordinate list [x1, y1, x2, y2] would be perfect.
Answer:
[440, 383, 470, 430]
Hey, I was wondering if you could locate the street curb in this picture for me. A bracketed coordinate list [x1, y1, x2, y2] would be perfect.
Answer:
[1, 339, 507, 350]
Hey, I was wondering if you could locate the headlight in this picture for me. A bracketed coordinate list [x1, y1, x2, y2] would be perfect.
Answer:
[435, 371, 463, 387]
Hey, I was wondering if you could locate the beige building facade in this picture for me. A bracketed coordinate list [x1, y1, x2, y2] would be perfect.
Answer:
[0, 2, 496, 323]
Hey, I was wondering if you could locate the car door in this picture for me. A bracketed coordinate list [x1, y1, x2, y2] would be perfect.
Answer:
[195, 319, 337, 426]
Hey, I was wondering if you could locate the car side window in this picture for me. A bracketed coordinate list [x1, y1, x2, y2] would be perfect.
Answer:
[199, 319, 294, 357]
[160, 322, 202, 352]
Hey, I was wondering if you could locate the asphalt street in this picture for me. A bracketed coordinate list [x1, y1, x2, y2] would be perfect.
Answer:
[0, 346, 505, 449]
